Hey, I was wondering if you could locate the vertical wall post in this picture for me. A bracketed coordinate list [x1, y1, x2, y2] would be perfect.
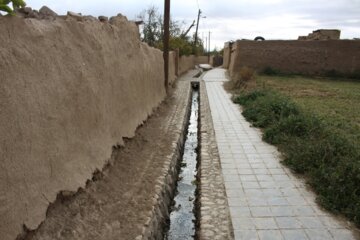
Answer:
[163, 0, 170, 91]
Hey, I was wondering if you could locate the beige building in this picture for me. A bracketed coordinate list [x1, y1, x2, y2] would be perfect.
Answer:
[298, 29, 341, 40]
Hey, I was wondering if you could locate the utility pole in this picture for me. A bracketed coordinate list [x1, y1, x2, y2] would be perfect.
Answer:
[163, 0, 170, 91]
[208, 31, 211, 54]
[181, 20, 195, 38]
[194, 9, 201, 49]
[205, 37, 208, 53]
[208, 31, 211, 62]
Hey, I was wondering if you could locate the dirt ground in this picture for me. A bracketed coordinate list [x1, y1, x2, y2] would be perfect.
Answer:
[18, 79, 192, 240]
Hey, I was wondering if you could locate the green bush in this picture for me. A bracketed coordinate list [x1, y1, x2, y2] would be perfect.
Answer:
[261, 66, 280, 76]
[234, 89, 360, 226]
[324, 69, 360, 80]
[0, 0, 26, 15]
[349, 70, 360, 80]
[324, 69, 343, 79]
[235, 91, 298, 128]
[234, 90, 266, 105]
[264, 114, 322, 145]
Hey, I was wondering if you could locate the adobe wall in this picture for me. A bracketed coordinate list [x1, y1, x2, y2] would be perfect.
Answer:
[195, 55, 209, 65]
[169, 51, 177, 86]
[222, 42, 231, 69]
[0, 15, 166, 240]
[229, 40, 360, 78]
[178, 55, 208, 76]
[179, 55, 195, 75]
[229, 43, 238, 76]
[210, 55, 224, 67]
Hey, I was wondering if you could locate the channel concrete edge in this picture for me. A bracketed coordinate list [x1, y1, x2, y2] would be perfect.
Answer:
[198, 79, 234, 239]
[135, 75, 193, 240]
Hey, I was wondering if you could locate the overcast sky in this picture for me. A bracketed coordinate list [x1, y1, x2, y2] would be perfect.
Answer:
[25, 0, 360, 50]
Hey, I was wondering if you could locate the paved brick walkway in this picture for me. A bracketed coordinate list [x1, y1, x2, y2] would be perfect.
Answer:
[203, 69, 356, 240]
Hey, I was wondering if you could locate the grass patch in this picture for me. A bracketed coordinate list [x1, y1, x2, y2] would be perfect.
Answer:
[233, 78, 360, 225]
[260, 66, 360, 81]
[257, 75, 360, 141]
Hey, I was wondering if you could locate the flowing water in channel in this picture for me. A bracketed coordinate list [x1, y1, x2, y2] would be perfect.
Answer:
[164, 90, 199, 240]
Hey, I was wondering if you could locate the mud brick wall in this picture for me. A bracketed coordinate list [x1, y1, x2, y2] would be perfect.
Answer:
[0, 15, 166, 240]
[179, 55, 195, 75]
[178, 55, 209, 76]
[222, 42, 231, 69]
[228, 40, 360, 78]
[195, 55, 209, 65]
[169, 51, 177, 85]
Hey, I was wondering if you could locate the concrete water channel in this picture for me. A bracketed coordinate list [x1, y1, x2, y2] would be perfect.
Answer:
[164, 85, 200, 240]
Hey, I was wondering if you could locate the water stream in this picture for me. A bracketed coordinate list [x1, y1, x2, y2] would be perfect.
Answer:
[164, 89, 199, 240]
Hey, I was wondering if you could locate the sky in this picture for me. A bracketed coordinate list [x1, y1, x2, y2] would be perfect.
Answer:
[24, 0, 360, 50]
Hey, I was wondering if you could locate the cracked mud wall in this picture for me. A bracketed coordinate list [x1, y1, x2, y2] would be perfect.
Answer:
[0, 15, 165, 240]
[229, 40, 360, 77]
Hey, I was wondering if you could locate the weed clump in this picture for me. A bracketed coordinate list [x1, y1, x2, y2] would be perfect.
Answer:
[325, 69, 360, 80]
[261, 67, 280, 76]
[230, 66, 256, 90]
[234, 91, 298, 128]
[234, 89, 360, 226]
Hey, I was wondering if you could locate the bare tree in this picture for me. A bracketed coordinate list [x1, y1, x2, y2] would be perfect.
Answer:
[137, 6, 204, 56]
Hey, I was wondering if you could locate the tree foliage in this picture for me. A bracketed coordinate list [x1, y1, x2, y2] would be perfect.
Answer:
[0, 0, 26, 15]
[169, 37, 193, 56]
[138, 6, 161, 47]
[137, 6, 205, 56]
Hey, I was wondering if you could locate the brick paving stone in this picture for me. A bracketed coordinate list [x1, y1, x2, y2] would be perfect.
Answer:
[203, 68, 358, 240]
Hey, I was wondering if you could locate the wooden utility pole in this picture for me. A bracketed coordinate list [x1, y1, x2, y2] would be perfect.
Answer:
[181, 20, 195, 38]
[194, 9, 201, 48]
[163, 0, 170, 91]
[208, 31, 211, 53]
[205, 37, 208, 53]
[208, 31, 211, 62]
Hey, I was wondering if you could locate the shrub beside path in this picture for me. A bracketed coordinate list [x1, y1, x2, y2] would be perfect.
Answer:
[202, 68, 358, 240]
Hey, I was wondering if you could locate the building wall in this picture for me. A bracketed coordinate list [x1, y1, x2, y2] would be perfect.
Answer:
[299, 29, 341, 40]
[195, 55, 209, 65]
[179, 55, 195, 75]
[222, 42, 232, 69]
[229, 40, 360, 78]
[210, 55, 224, 67]
[177, 55, 210, 75]
[168, 51, 177, 86]
[0, 15, 166, 240]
